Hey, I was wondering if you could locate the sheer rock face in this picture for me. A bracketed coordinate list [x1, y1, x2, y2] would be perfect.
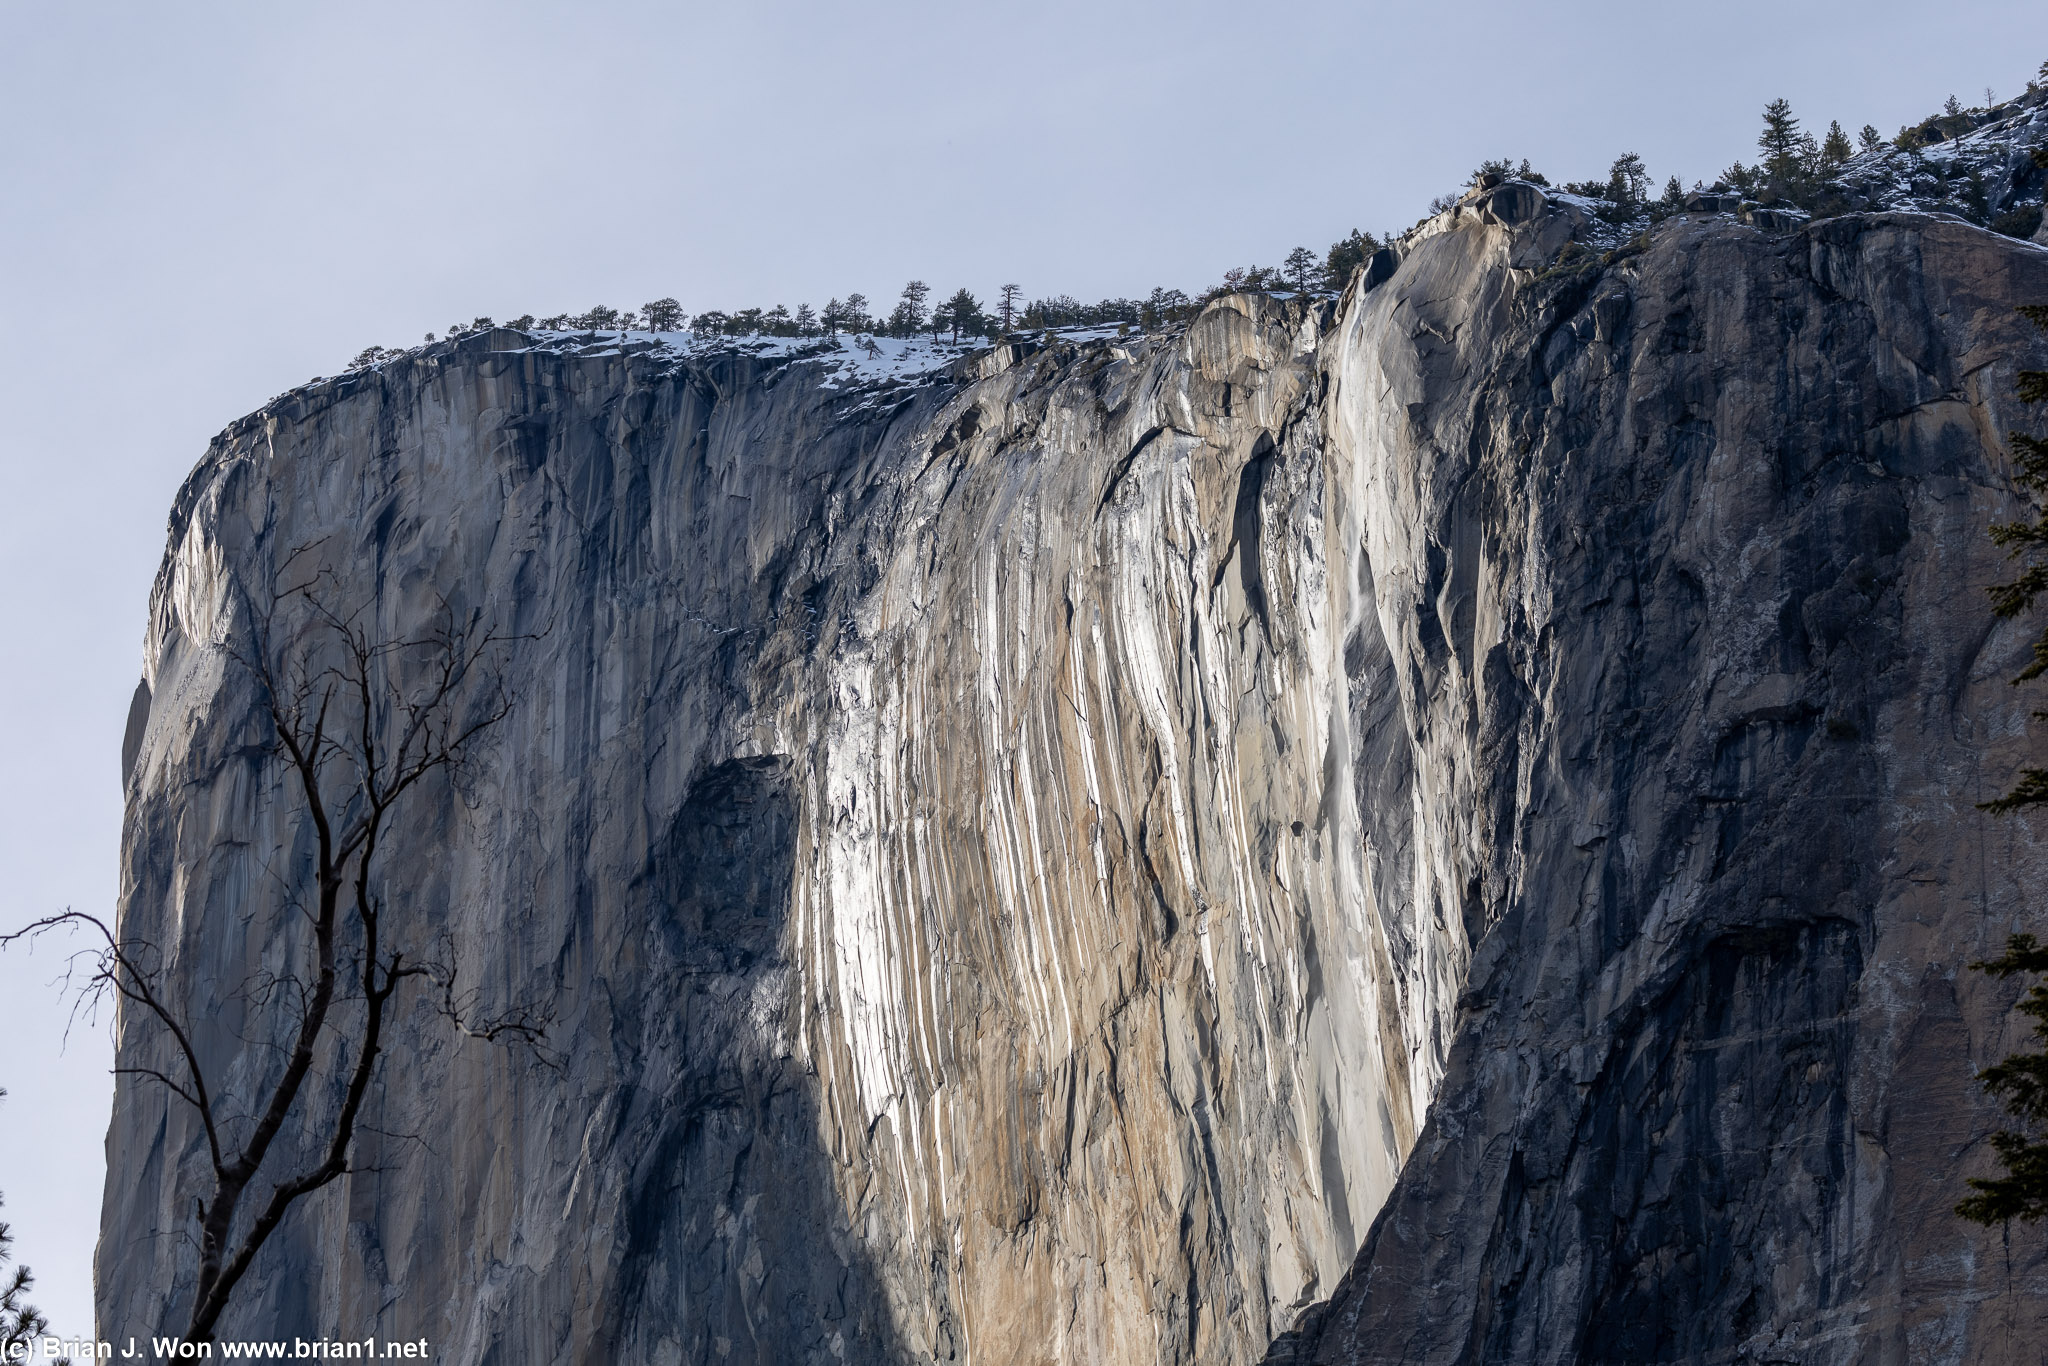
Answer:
[1281, 212, 2048, 1363]
[107, 298, 1448, 1366]
[104, 203, 2048, 1366]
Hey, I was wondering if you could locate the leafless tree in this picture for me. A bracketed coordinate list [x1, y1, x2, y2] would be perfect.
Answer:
[6, 564, 548, 1345]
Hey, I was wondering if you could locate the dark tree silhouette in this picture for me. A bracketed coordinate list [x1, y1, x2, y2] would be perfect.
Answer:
[6, 568, 549, 1345]
[1322, 230, 1380, 291]
[1958, 937, 2048, 1224]
[1819, 120, 1853, 170]
[1579, 151, 1655, 224]
[641, 297, 684, 331]
[887, 280, 930, 338]
[1282, 247, 1318, 293]
[1, 1090, 70, 1365]
[1757, 98, 1803, 192]
[1961, 298, 2048, 1227]
[939, 288, 983, 342]
[1981, 301, 2048, 806]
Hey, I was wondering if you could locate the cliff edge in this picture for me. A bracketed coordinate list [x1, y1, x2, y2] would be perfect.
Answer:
[106, 192, 2048, 1365]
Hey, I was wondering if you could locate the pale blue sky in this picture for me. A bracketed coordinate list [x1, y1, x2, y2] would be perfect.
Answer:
[3, 0, 2044, 1340]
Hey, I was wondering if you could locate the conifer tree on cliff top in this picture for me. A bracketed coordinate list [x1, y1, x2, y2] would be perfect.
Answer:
[1282, 246, 1319, 293]
[940, 288, 983, 342]
[1961, 295, 2048, 1227]
[888, 280, 930, 338]
[1820, 120, 1853, 171]
[1757, 98, 1804, 193]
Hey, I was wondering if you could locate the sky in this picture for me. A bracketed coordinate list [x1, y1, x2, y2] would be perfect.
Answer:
[2, 0, 2045, 1341]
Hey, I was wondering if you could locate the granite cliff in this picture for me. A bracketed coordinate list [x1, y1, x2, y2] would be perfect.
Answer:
[106, 185, 2048, 1364]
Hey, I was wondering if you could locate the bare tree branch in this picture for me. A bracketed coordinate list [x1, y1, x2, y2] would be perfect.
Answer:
[8, 563, 545, 1345]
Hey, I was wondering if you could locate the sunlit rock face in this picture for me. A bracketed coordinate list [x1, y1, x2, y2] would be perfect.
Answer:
[106, 298, 1451, 1366]
[105, 197, 2048, 1366]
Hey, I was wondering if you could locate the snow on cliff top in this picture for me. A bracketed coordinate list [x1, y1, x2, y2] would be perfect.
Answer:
[301, 323, 1148, 409]
[1406, 92, 2047, 256]
[526, 328, 972, 387]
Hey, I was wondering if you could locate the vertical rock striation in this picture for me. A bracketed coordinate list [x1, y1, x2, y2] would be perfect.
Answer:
[1281, 203, 2048, 1362]
[107, 303, 1449, 1365]
[105, 195, 2048, 1365]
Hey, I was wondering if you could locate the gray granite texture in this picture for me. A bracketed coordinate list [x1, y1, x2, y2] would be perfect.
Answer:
[104, 196, 2048, 1365]
[1275, 204, 2048, 1364]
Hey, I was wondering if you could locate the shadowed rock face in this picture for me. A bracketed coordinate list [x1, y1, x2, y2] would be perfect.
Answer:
[1276, 211, 2048, 1363]
[105, 201, 2048, 1366]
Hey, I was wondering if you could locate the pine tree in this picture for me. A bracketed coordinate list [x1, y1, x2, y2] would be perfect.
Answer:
[1820, 120, 1853, 170]
[1323, 229, 1380, 290]
[1859, 124, 1884, 154]
[822, 298, 844, 334]
[1022, 295, 1082, 329]
[1957, 936, 2048, 1224]
[1982, 302, 2048, 801]
[997, 283, 1022, 332]
[642, 298, 684, 331]
[1659, 175, 1685, 213]
[2, 1103, 75, 1365]
[1945, 93, 1963, 118]
[1470, 157, 1514, 186]
[795, 303, 818, 336]
[1958, 301, 2048, 1228]
[1282, 246, 1319, 293]
[1758, 99, 1803, 187]
[1604, 152, 1650, 217]
[888, 280, 930, 338]
[2, 1094, 51, 1363]
[943, 289, 984, 341]
[1795, 131, 1821, 178]
[1138, 288, 1191, 329]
